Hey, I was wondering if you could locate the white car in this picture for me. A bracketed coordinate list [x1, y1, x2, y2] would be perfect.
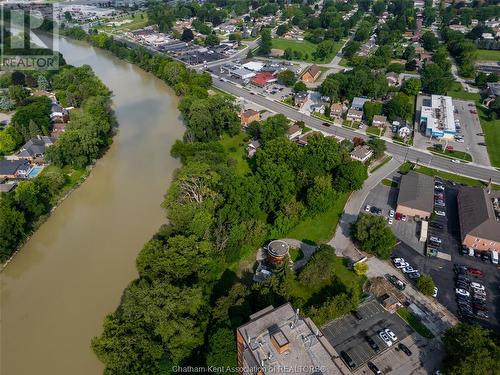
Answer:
[455, 288, 470, 297]
[433, 287, 438, 298]
[395, 262, 410, 269]
[429, 236, 442, 244]
[385, 328, 397, 341]
[470, 282, 485, 291]
[435, 210, 446, 217]
[456, 138, 465, 143]
[402, 266, 417, 273]
[388, 218, 394, 225]
[393, 257, 405, 264]
[451, 159, 460, 164]
[402, 215, 408, 222]
[389, 209, 395, 218]
[379, 331, 393, 347]
[365, 205, 371, 212]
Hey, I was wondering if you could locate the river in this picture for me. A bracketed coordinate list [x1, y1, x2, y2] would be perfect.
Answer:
[0, 37, 185, 375]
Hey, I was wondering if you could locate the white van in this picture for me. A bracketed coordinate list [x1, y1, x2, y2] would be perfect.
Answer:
[491, 250, 498, 265]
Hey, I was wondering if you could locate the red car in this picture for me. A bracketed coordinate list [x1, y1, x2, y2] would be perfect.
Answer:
[467, 268, 484, 277]
[395, 212, 402, 220]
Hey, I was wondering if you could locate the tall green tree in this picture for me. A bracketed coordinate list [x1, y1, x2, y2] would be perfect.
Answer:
[258, 28, 272, 56]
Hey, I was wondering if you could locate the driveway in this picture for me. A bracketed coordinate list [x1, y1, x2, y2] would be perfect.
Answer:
[329, 157, 402, 259]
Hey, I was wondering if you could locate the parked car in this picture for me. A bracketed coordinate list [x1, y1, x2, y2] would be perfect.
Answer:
[367, 361, 382, 375]
[435, 201, 446, 207]
[365, 336, 380, 352]
[435, 210, 446, 216]
[456, 288, 470, 297]
[432, 287, 438, 298]
[387, 275, 406, 291]
[476, 311, 489, 319]
[456, 281, 470, 290]
[402, 266, 417, 273]
[429, 236, 442, 244]
[402, 215, 407, 221]
[398, 343, 412, 356]
[365, 205, 371, 212]
[470, 282, 485, 291]
[351, 310, 363, 320]
[389, 209, 395, 218]
[379, 331, 393, 347]
[467, 268, 484, 277]
[454, 264, 468, 274]
[385, 328, 397, 341]
[395, 212, 402, 220]
[388, 218, 394, 225]
[408, 271, 421, 279]
[395, 261, 409, 269]
[473, 304, 489, 312]
[430, 222, 444, 229]
[340, 351, 356, 369]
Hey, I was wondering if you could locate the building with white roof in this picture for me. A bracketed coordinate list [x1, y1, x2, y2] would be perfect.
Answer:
[421, 95, 456, 139]
[242, 61, 265, 72]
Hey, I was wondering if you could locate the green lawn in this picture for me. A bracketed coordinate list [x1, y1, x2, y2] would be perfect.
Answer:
[475, 49, 500, 62]
[271, 38, 344, 63]
[219, 133, 251, 176]
[397, 307, 434, 339]
[366, 126, 384, 137]
[286, 192, 349, 244]
[400, 162, 487, 187]
[426, 147, 473, 162]
[382, 178, 398, 188]
[41, 165, 88, 205]
[447, 82, 481, 101]
[96, 12, 149, 33]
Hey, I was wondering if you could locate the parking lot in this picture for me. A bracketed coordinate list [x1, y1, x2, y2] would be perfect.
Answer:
[413, 95, 490, 166]
[363, 181, 426, 255]
[322, 300, 413, 371]
[389, 179, 500, 330]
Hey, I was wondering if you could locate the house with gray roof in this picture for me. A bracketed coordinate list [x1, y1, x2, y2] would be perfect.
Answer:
[351, 97, 370, 111]
[0, 159, 31, 179]
[18, 135, 55, 162]
[396, 171, 434, 218]
[458, 186, 500, 252]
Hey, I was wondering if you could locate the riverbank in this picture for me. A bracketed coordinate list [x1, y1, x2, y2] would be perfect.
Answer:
[1, 36, 186, 375]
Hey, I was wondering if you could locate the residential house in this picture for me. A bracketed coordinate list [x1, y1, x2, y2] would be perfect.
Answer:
[0, 159, 31, 179]
[240, 109, 260, 126]
[17, 135, 56, 162]
[287, 124, 301, 140]
[0, 178, 17, 193]
[372, 115, 387, 127]
[346, 109, 363, 122]
[294, 91, 309, 107]
[297, 131, 322, 146]
[300, 64, 321, 83]
[457, 186, 500, 251]
[50, 103, 69, 123]
[386, 72, 400, 86]
[350, 145, 373, 163]
[247, 139, 261, 158]
[330, 102, 344, 118]
[351, 97, 370, 111]
[396, 171, 434, 218]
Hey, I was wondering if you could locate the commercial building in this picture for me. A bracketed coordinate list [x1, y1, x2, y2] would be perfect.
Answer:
[236, 303, 342, 375]
[420, 95, 456, 139]
[396, 171, 434, 218]
[457, 186, 500, 252]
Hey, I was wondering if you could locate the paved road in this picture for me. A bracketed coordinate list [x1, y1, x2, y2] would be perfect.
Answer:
[329, 158, 402, 258]
[213, 79, 500, 183]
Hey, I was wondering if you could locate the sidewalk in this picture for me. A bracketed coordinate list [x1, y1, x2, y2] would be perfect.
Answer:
[329, 157, 401, 259]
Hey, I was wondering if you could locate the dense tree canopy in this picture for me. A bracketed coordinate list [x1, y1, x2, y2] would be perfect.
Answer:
[351, 213, 396, 259]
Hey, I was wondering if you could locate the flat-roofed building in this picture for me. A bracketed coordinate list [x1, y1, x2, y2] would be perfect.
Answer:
[421, 95, 456, 139]
[396, 171, 434, 218]
[457, 186, 500, 251]
[236, 303, 342, 375]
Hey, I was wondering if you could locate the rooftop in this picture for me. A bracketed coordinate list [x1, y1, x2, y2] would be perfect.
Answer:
[458, 186, 500, 242]
[397, 171, 434, 213]
[237, 303, 342, 375]
[351, 97, 370, 110]
[421, 95, 456, 136]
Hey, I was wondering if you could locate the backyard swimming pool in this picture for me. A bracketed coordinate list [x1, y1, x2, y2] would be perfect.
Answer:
[27, 166, 44, 179]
